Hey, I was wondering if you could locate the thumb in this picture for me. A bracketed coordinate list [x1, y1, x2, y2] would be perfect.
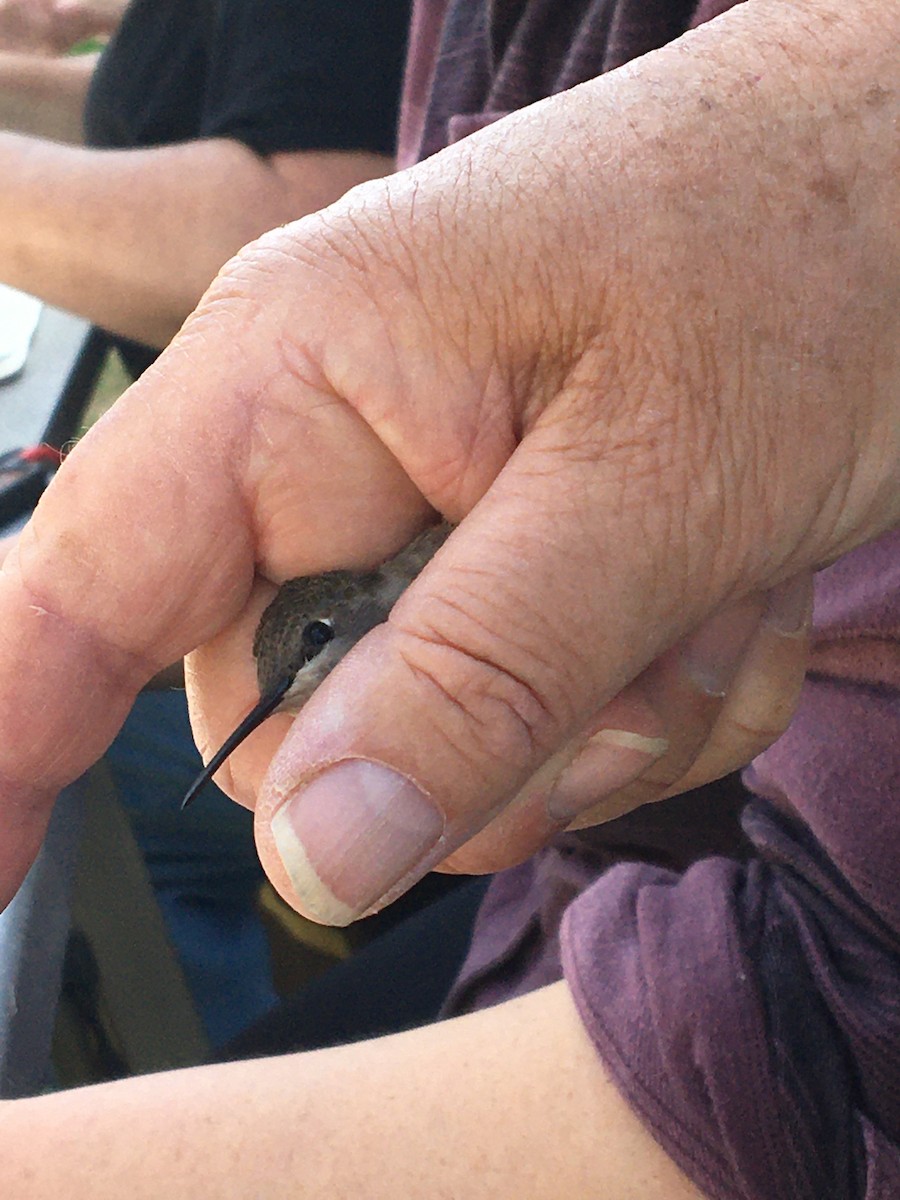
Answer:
[252, 424, 746, 925]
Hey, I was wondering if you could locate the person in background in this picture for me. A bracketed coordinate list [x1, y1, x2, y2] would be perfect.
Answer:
[0, 0, 411, 1046]
[0, 0, 408, 358]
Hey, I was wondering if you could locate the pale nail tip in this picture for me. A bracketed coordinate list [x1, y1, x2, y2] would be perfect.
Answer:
[270, 806, 359, 927]
[691, 678, 728, 699]
[596, 729, 669, 758]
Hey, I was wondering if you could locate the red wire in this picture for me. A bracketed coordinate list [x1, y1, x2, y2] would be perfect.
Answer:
[19, 445, 63, 466]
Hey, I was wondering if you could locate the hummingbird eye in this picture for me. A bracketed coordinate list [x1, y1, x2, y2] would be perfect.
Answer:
[302, 619, 334, 650]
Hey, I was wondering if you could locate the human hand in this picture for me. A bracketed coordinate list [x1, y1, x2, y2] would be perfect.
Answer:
[0, 0, 121, 54]
[0, 0, 896, 918]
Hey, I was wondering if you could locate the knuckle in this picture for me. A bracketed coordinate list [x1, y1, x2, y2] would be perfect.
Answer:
[400, 631, 550, 766]
[394, 595, 570, 778]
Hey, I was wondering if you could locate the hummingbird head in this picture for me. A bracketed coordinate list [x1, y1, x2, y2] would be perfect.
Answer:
[252, 568, 386, 713]
[181, 568, 391, 809]
[181, 521, 452, 808]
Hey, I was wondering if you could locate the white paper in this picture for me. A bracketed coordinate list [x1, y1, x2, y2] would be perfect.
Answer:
[0, 285, 42, 382]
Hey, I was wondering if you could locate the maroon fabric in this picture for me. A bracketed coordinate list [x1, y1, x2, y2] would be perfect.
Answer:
[398, 0, 741, 166]
[564, 535, 900, 1200]
[397, 4, 900, 1198]
[447, 774, 752, 1015]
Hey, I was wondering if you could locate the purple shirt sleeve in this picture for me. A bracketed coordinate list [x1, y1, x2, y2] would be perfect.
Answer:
[562, 532, 900, 1200]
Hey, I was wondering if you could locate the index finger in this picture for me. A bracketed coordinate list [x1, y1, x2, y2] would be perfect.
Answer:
[0, 281, 421, 906]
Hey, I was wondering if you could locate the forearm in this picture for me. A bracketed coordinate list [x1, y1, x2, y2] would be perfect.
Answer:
[0, 983, 701, 1199]
[0, 135, 393, 346]
[53, 0, 125, 40]
[0, 0, 125, 55]
[0, 50, 94, 140]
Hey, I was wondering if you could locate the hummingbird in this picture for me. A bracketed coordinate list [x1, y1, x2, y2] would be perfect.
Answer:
[181, 521, 452, 808]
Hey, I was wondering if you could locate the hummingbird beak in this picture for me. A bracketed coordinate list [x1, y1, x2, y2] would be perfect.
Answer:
[181, 675, 293, 809]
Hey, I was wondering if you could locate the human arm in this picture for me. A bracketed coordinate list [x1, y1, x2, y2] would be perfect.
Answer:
[0, 49, 95, 140]
[0, 981, 702, 1199]
[0, 135, 394, 348]
[0, 0, 406, 346]
[0, 0, 124, 54]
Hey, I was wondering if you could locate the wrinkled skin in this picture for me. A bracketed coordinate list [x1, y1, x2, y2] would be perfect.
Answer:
[0, 0, 897, 922]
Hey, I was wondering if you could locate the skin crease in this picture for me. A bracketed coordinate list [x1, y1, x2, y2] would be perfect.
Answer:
[0, 1, 894, 1193]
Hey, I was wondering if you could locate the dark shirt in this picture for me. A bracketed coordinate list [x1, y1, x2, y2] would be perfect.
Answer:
[82, 0, 410, 375]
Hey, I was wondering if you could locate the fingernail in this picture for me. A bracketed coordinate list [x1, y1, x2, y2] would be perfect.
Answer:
[680, 601, 760, 696]
[763, 574, 812, 635]
[547, 729, 668, 822]
[270, 760, 444, 926]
